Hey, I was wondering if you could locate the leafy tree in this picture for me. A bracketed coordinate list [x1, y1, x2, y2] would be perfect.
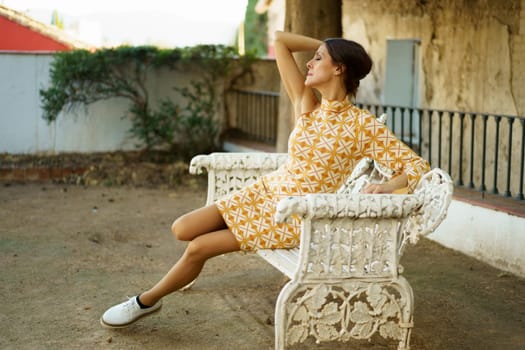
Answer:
[241, 0, 268, 57]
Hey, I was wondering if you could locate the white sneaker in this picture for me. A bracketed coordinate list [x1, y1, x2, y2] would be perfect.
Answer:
[100, 296, 162, 328]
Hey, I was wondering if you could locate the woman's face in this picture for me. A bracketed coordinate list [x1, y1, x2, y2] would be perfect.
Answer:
[305, 44, 339, 88]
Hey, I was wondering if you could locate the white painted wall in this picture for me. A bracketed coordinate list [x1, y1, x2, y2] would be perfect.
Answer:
[0, 53, 212, 154]
[0, 52, 138, 153]
[428, 199, 525, 278]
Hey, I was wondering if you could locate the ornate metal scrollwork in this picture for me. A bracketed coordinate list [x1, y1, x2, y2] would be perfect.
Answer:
[280, 279, 412, 349]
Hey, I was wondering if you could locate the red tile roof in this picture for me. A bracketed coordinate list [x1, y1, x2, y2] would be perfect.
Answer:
[0, 4, 92, 51]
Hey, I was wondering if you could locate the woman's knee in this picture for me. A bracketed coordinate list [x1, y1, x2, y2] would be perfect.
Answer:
[171, 205, 226, 241]
[183, 239, 210, 262]
[171, 215, 191, 241]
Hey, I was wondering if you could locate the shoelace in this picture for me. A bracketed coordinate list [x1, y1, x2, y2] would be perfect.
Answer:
[123, 297, 138, 312]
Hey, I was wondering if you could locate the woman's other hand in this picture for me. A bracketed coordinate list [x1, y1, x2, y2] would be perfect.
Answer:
[361, 172, 409, 194]
[362, 183, 393, 194]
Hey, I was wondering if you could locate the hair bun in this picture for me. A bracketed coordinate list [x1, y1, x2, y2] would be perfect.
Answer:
[324, 38, 372, 96]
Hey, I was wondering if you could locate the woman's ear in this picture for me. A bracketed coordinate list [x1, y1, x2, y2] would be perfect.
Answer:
[335, 64, 346, 76]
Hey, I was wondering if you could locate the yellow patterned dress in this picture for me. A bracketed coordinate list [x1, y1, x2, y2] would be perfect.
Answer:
[216, 98, 430, 251]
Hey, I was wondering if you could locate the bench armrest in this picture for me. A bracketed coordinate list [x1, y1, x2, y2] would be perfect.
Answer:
[190, 152, 288, 174]
[275, 168, 453, 253]
[190, 152, 288, 205]
[404, 168, 453, 243]
[273, 168, 452, 281]
[275, 193, 422, 223]
[275, 192, 422, 280]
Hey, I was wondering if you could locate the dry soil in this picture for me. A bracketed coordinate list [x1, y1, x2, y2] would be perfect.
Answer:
[0, 167, 524, 349]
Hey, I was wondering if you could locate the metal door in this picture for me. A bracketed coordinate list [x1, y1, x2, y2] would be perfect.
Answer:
[383, 39, 420, 146]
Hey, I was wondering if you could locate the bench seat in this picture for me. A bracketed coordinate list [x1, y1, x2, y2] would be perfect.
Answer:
[257, 248, 299, 279]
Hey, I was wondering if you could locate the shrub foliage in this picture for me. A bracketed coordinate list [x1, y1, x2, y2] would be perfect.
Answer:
[40, 45, 254, 158]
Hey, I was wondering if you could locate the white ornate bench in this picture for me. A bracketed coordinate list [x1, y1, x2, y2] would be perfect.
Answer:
[189, 150, 453, 350]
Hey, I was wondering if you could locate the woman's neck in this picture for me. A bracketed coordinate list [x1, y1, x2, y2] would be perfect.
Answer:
[316, 82, 347, 101]
[320, 90, 347, 101]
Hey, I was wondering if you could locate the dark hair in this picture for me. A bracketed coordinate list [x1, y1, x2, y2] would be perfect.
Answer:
[323, 38, 372, 97]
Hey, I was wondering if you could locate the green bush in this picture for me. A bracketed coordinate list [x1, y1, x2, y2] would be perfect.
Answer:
[40, 45, 254, 159]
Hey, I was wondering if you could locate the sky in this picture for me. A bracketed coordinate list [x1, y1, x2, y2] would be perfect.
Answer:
[1, 0, 249, 47]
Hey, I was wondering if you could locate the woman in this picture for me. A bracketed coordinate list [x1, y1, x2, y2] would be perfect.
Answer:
[100, 31, 430, 328]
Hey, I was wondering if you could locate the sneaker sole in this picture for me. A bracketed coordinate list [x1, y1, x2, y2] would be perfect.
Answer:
[99, 304, 162, 329]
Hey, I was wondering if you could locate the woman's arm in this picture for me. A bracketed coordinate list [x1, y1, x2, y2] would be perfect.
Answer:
[274, 31, 322, 115]
[357, 114, 431, 194]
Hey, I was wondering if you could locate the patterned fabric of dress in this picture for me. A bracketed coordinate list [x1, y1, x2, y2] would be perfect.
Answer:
[216, 98, 430, 251]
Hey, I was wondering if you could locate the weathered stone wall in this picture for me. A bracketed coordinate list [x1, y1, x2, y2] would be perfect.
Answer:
[224, 58, 280, 131]
[231, 58, 280, 92]
[343, 0, 523, 116]
[343, 0, 524, 197]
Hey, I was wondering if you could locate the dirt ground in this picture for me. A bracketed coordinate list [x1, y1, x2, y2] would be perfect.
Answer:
[0, 156, 524, 350]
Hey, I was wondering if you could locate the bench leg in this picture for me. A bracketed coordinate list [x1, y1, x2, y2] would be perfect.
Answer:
[274, 281, 296, 350]
[390, 276, 414, 350]
[273, 278, 414, 349]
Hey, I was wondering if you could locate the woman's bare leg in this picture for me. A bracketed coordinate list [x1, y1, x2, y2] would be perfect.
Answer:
[139, 205, 240, 306]
[171, 204, 228, 241]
